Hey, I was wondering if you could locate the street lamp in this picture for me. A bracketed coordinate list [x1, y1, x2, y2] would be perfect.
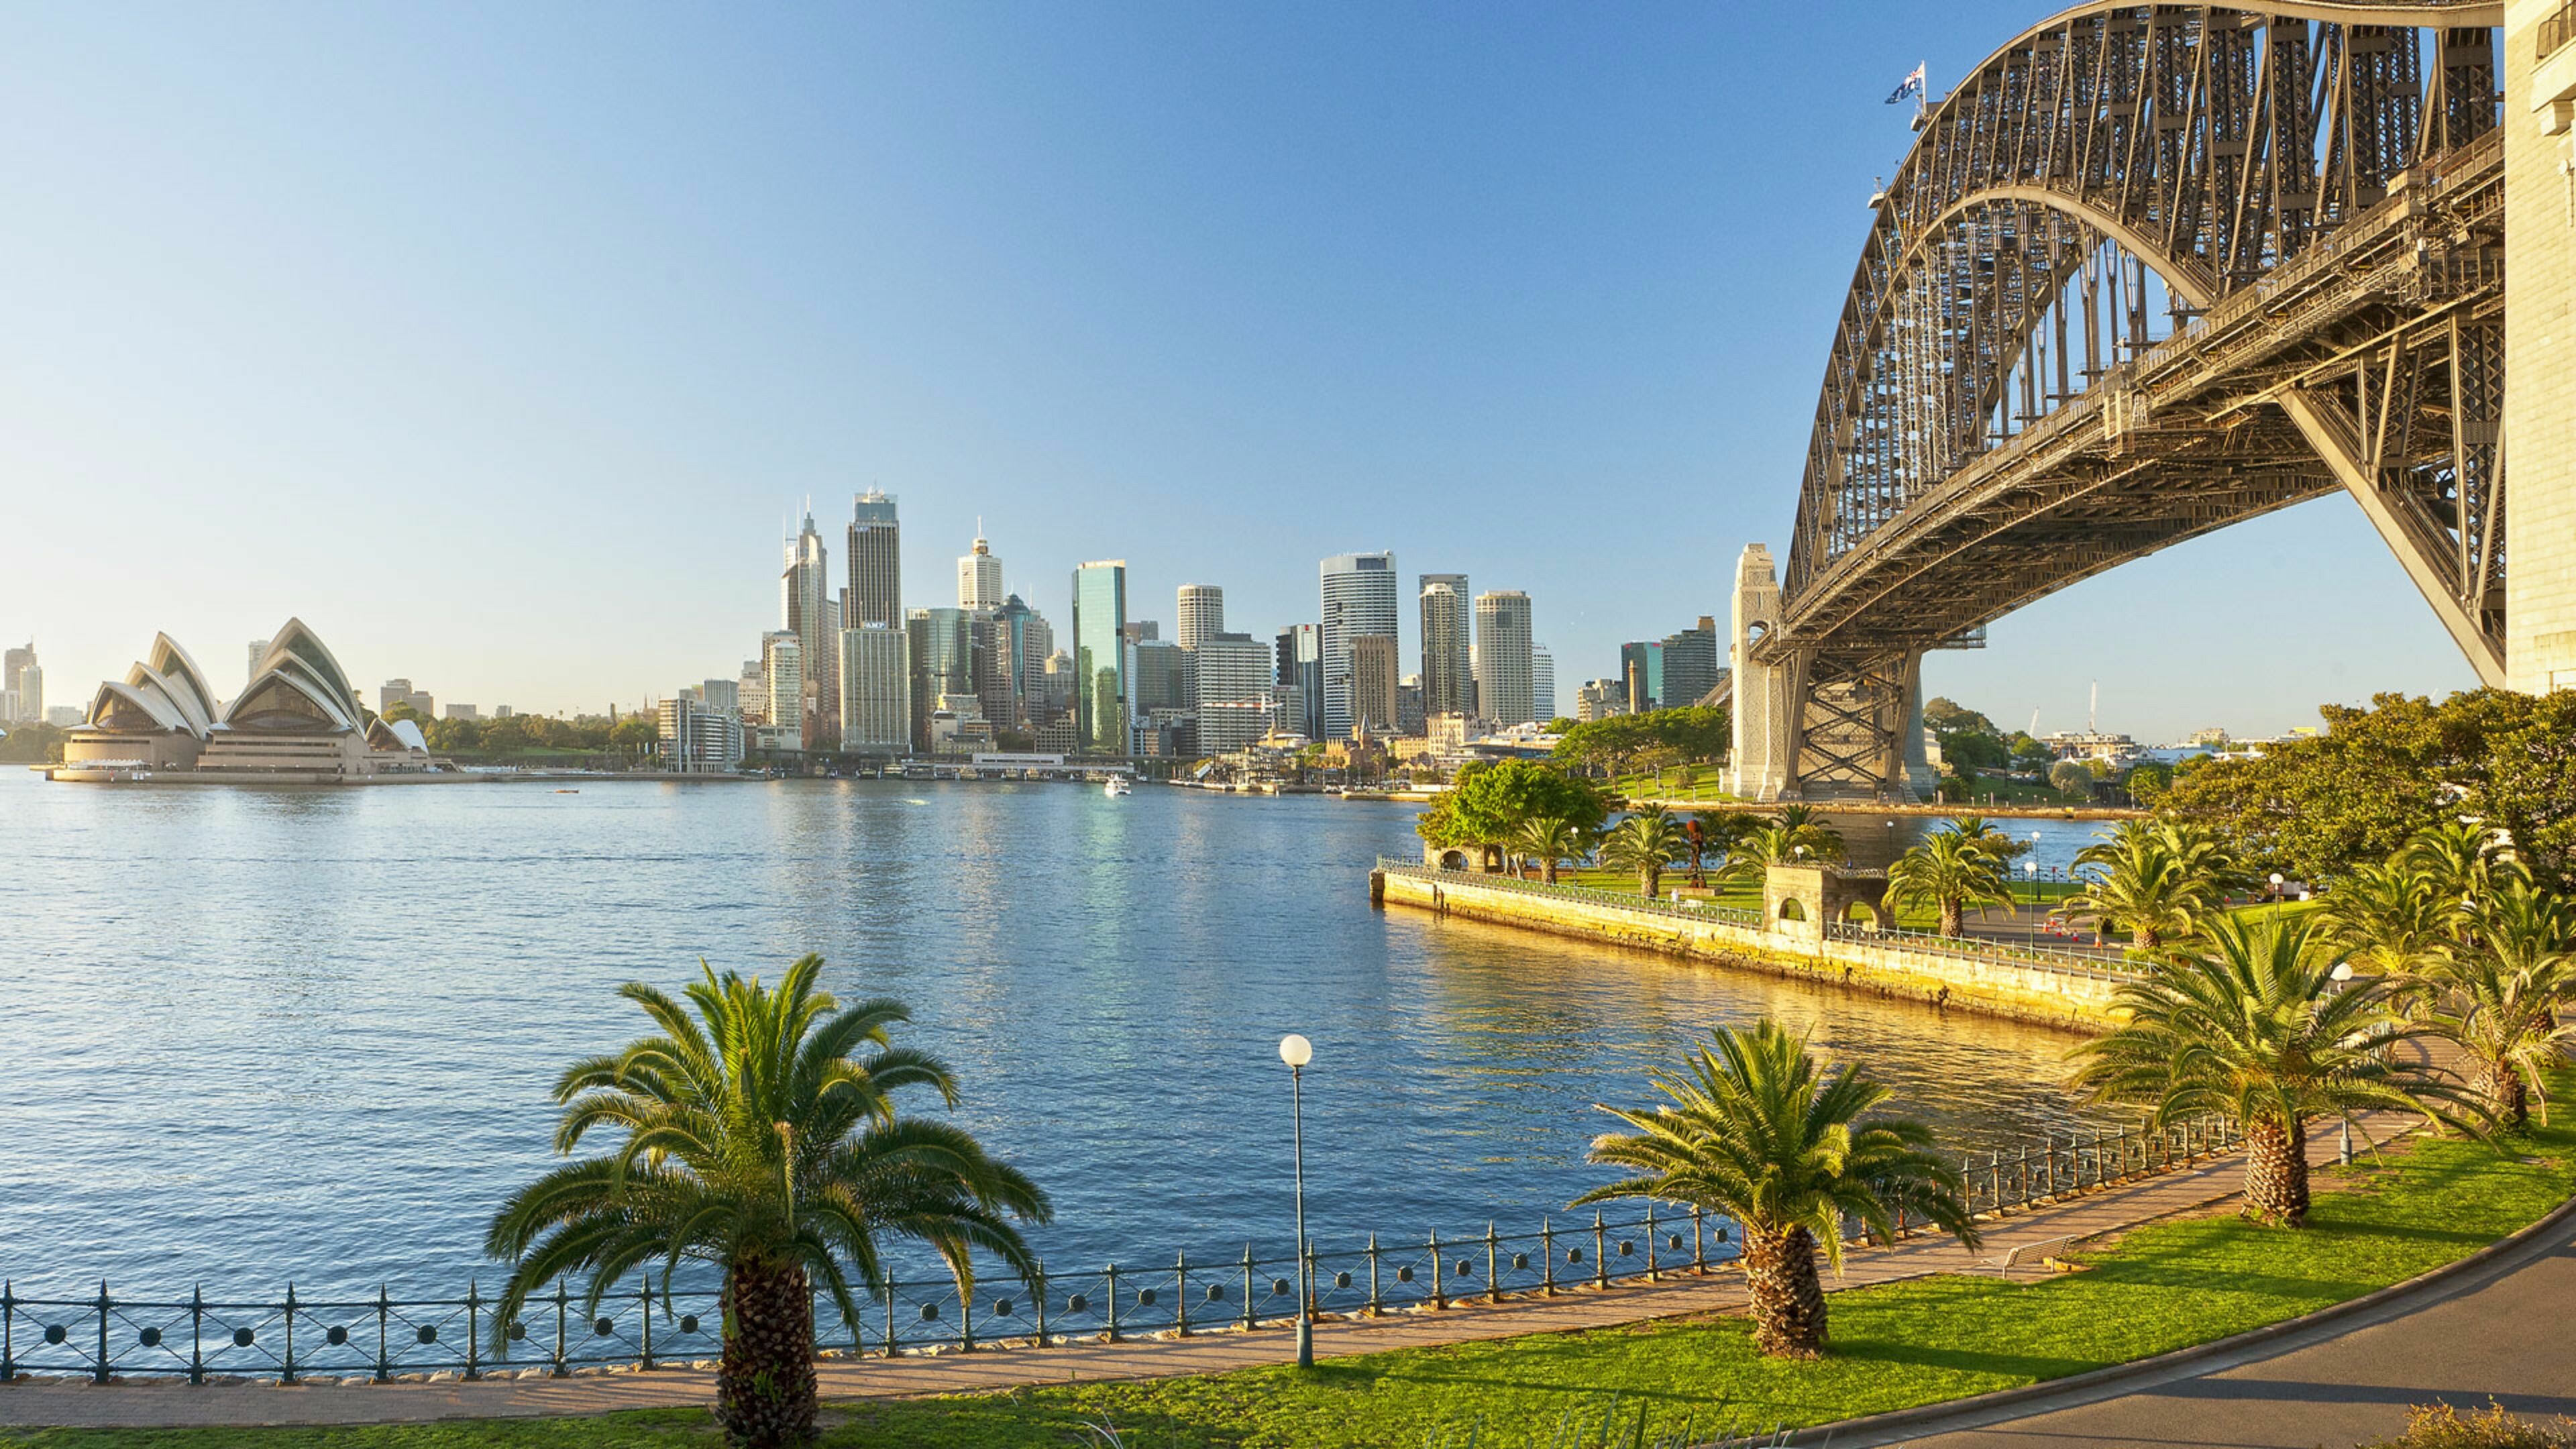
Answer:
[1279, 1032, 1316, 1369]
[2023, 859, 2039, 944]
[2269, 871, 2286, 904]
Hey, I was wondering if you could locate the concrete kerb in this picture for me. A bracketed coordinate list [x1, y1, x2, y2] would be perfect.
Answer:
[1782, 1182, 2576, 1448]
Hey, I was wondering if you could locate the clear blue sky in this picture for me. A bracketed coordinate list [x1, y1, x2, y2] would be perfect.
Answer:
[0, 2, 2479, 741]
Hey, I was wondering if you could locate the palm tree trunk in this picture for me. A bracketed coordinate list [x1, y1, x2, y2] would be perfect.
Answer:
[1642, 865, 1661, 899]
[2134, 924, 2159, 951]
[2483, 1061, 2532, 1132]
[2242, 1116, 2311, 1227]
[718, 1257, 818, 1448]
[1542, 858, 1559, 885]
[1741, 1225, 1828, 1357]
[1940, 898, 1963, 937]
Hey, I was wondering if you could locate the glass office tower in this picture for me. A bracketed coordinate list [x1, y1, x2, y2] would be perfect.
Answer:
[1073, 561, 1128, 755]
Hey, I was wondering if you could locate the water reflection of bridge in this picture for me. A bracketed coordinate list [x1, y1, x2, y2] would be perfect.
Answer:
[1728, 1, 2575, 802]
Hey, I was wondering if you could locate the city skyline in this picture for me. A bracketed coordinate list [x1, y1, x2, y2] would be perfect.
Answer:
[0, 1, 2487, 741]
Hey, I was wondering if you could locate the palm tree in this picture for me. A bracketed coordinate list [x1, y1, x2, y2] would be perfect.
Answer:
[2070, 917, 2479, 1226]
[1514, 815, 1591, 886]
[488, 959, 1051, 1448]
[2064, 820, 2226, 951]
[1945, 816, 2031, 863]
[2316, 857, 2456, 978]
[2424, 880, 2576, 1129]
[1600, 808, 1693, 898]
[1886, 827, 2013, 937]
[1575, 1020, 1978, 1357]
[2402, 820, 2526, 905]
[1773, 804, 1847, 862]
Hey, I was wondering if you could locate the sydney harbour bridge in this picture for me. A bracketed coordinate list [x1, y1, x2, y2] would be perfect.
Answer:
[1727, 0, 2575, 801]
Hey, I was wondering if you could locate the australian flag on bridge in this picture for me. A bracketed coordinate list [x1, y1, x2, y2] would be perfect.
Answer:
[1885, 62, 1927, 104]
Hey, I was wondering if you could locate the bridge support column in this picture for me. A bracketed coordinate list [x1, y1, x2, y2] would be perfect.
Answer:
[1725, 545, 1794, 801]
[2507, 0, 2576, 692]
[1784, 651, 1929, 803]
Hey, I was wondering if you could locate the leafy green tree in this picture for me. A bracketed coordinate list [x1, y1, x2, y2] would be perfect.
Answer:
[1886, 827, 2013, 937]
[2159, 690, 2576, 891]
[609, 716, 660, 755]
[1551, 707, 1731, 777]
[1415, 760, 1609, 855]
[2070, 917, 2477, 1226]
[0, 722, 68, 764]
[1945, 816, 2032, 861]
[1513, 815, 1592, 885]
[2127, 760, 2175, 806]
[487, 958, 1049, 1448]
[1599, 808, 1692, 898]
[1575, 1020, 1977, 1357]
[2048, 759, 2096, 798]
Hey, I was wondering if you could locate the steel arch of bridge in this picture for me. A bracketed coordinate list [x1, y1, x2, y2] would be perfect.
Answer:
[1746, 0, 2510, 799]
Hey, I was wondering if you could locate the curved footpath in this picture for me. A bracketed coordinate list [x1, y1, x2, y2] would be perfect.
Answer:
[1809, 1191, 2576, 1448]
[0, 1120, 2534, 1435]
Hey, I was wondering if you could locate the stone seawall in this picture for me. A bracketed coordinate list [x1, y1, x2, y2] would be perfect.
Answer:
[1375, 869, 2123, 1030]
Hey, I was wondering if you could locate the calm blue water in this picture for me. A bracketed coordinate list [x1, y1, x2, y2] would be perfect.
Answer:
[0, 771, 2115, 1298]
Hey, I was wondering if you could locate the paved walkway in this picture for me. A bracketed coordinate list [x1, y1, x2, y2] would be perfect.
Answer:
[1831, 1189, 2576, 1448]
[0, 1133, 2316, 1430]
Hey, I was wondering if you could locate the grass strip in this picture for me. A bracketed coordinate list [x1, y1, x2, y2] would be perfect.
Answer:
[11, 1110, 2569, 1449]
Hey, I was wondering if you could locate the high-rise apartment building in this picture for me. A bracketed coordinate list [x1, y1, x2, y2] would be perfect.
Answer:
[1349, 634, 1399, 735]
[783, 510, 838, 748]
[1176, 585, 1225, 648]
[761, 632, 803, 745]
[1660, 616, 1722, 708]
[737, 659, 765, 724]
[1072, 561, 1128, 755]
[1576, 679, 1627, 722]
[839, 623, 910, 754]
[1191, 633, 1273, 755]
[845, 490, 902, 629]
[1320, 551, 1399, 739]
[1417, 574, 1473, 718]
[1472, 590, 1535, 727]
[957, 528, 1004, 610]
[1532, 645, 1557, 724]
[658, 691, 744, 773]
[994, 595, 1053, 727]
[1274, 623, 1324, 741]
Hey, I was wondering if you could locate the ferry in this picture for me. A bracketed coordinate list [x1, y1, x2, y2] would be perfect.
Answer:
[1103, 775, 1133, 798]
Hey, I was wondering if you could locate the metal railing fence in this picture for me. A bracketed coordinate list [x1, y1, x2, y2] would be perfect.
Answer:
[0, 1112, 2240, 1385]
[2544, 0, 2575, 62]
[1384, 859, 2139, 982]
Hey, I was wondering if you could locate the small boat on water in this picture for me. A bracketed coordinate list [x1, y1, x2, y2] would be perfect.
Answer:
[1103, 776, 1132, 798]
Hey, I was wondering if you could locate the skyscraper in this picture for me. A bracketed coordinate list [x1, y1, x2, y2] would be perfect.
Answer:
[1660, 616, 1722, 708]
[1275, 623, 1324, 741]
[839, 623, 910, 754]
[845, 490, 902, 629]
[761, 632, 803, 744]
[1191, 634, 1273, 755]
[4, 643, 38, 724]
[1072, 561, 1128, 755]
[1176, 584, 1225, 648]
[957, 527, 1004, 610]
[1349, 634, 1399, 736]
[995, 594, 1052, 727]
[1473, 590, 1535, 727]
[783, 509, 837, 749]
[1532, 645, 1557, 724]
[1619, 641, 1664, 714]
[1417, 574, 1472, 718]
[1320, 551, 1399, 739]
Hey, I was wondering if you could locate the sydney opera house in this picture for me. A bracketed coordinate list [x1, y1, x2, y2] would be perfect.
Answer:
[58, 619, 431, 780]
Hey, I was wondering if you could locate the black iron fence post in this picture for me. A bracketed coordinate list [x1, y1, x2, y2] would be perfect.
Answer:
[2, 1281, 13, 1384]
[1692, 1208, 1707, 1273]
[1542, 1220, 1557, 1295]
[189, 1285, 203, 1385]
[374, 1286, 390, 1385]
[1645, 1204, 1660, 1279]
[94, 1281, 109, 1385]
[1033, 1263, 1049, 1346]
[1429, 1230, 1444, 1309]
[1593, 1212, 1608, 1289]
[284, 1283, 299, 1384]
[639, 1280, 653, 1369]
[1486, 1223, 1501, 1303]
[1174, 1252, 1189, 1337]
[1105, 1265, 1121, 1343]
[1366, 1236, 1382, 1317]
[1240, 1247, 1255, 1332]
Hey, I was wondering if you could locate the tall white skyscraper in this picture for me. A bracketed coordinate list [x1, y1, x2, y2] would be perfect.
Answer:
[958, 526, 1004, 610]
[1175, 584, 1225, 648]
[1320, 551, 1399, 740]
[1532, 645, 1556, 724]
[782, 508, 837, 748]
[1473, 590, 1536, 727]
[1189, 634, 1273, 755]
[761, 631, 804, 746]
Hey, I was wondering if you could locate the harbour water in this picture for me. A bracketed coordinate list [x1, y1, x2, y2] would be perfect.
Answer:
[0, 771, 2124, 1297]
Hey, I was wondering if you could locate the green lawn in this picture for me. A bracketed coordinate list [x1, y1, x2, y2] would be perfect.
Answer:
[1608, 771, 1737, 803]
[15, 1111, 2569, 1449]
